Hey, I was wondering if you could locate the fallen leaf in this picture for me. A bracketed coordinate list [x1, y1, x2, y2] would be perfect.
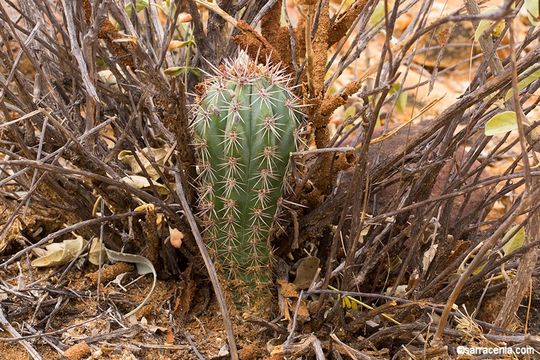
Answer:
[31, 236, 87, 267]
[501, 225, 525, 256]
[88, 238, 107, 266]
[484, 111, 518, 136]
[105, 248, 157, 318]
[121, 175, 169, 195]
[293, 256, 320, 290]
[118, 147, 170, 180]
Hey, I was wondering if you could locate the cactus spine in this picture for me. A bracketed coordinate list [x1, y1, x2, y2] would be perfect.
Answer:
[192, 56, 301, 306]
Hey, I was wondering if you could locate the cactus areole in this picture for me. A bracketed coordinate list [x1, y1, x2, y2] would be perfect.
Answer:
[192, 55, 301, 307]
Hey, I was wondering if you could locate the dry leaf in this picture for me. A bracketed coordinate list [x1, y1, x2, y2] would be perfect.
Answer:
[178, 13, 192, 23]
[277, 279, 298, 298]
[118, 147, 170, 180]
[31, 235, 87, 267]
[88, 238, 107, 266]
[168, 40, 191, 51]
[169, 227, 184, 249]
[293, 256, 320, 289]
[121, 175, 169, 195]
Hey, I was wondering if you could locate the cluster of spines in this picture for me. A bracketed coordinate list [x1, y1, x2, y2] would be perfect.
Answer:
[192, 55, 302, 291]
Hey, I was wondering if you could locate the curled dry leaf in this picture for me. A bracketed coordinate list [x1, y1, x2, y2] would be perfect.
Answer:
[134, 203, 156, 213]
[168, 40, 191, 51]
[104, 248, 157, 318]
[118, 146, 170, 180]
[88, 237, 107, 266]
[97, 70, 118, 90]
[31, 235, 87, 267]
[121, 175, 169, 195]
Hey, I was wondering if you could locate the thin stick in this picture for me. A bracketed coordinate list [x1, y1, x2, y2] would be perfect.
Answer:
[434, 186, 540, 339]
[0, 307, 42, 360]
[284, 290, 304, 346]
[0, 108, 44, 128]
[60, 0, 99, 101]
[173, 173, 238, 360]
[291, 147, 355, 156]
[0, 311, 107, 341]
[194, 0, 238, 27]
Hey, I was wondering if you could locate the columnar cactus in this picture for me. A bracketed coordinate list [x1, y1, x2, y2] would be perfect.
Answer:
[192, 55, 301, 306]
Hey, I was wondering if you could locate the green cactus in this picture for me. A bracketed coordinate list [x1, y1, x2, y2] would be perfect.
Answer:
[192, 55, 301, 306]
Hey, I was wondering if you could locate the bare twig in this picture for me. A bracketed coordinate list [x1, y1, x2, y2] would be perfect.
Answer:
[60, 0, 99, 102]
[0, 307, 42, 360]
[173, 172, 238, 360]
[493, 19, 539, 330]
[435, 187, 540, 339]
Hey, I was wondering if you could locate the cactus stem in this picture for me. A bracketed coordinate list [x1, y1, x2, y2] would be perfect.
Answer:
[192, 53, 302, 312]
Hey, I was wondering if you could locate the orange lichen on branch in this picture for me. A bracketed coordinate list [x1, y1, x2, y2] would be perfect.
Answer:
[295, 0, 368, 60]
[294, 15, 307, 63]
[304, 1, 335, 195]
[86, 262, 135, 285]
[310, 80, 362, 194]
[64, 341, 91, 360]
[329, 0, 369, 46]
[310, 0, 330, 141]
[311, 3, 329, 98]
[234, 20, 285, 69]
[317, 80, 362, 119]
[261, 1, 282, 45]
[261, 0, 294, 71]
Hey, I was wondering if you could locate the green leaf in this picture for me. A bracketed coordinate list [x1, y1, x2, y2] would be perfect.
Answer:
[370, 2, 385, 26]
[396, 92, 408, 112]
[474, 19, 492, 41]
[525, 0, 539, 25]
[484, 111, 517, 136]
[504, 67, 540, 101]
[388, 83, 407, 112]
[125, 0, 149, 16]
[474, 7, 499, 41]
[342, 105, 356, 119]
[501, 226, 525, 256]
[164, 66, 200, 78]
[388, 83, 400, 95]
[474, 19, 489, 41]
[164, 66, 183, 77]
